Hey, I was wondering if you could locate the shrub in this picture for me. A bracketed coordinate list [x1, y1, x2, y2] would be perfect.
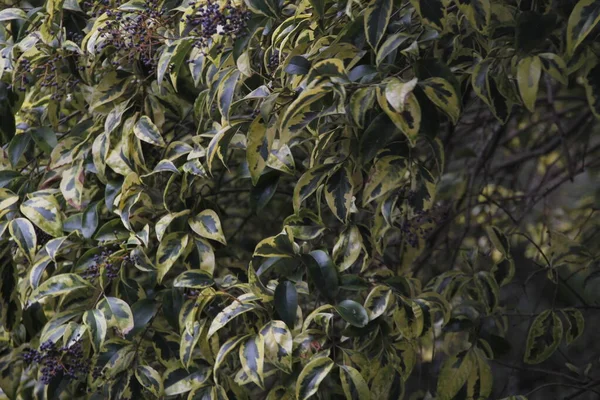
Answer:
[0, 0, 599, 399]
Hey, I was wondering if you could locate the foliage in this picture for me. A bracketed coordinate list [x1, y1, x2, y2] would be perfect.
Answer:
[0, 0, 599, 399]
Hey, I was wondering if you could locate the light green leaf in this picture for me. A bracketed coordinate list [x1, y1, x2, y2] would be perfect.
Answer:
[421, 77, 461, 124]
[436, 351, 475, 400]
[259, 321, 293, 373]
[239, 334, 265, 388]
[296, 357, 334, 400]
[134, 116, 166, 147]
[97, 296, 135, 335]
[20, 195, 63, 237]
[136, 365, 164, 398]
[517, 56, 542, 112]
[173, 270, 214, 289]
[324, 164, 354, 223]
[339, 365, 370, 400]
[333, 225, 363, 272]
[29, 273, 92, 303]
[566, 0, 600, 55]
[189, 210, 226, 245]
[364, 0, 393, 49]
[83, 309, 107, 353]
[539, 53, 568, 85]
[364, 285, 393, 320]
[0, 8, 27, 20]
[214, 335, 251, 377]
[208, 300, 258, 338]
[156, 232, 190, 283]
[524, 310, 563, 364]
[560, 308, 585, 345]
[9, 217, 37, 261]
[362, 156, 406, 205]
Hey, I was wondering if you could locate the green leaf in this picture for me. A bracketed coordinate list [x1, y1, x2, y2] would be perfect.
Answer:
[173, 270, 214, 289]
[517, 56, 542, 112]
[246, 117, 273, 185]
[218, 69, 241, 122]
[471, 59, 510, 123]
[214, 335, 251, 376]
[339, 365, 370, 400]
[259, 320, 293, 373]
[385, 78, 418, 113]
[436, 351, 475, 400]
[189, 210, 226, 245]
[410, 0, 444, 30]
[364, 0, 393, 49]
[20, 195, 63, 237]
[0, 8, 27, 20]
[136, 365, 164, 398]
[156, 232, 190, 283]
[539, 53, 568, 85]
[81, 200, 100, 239]
[97, 296, 135, 335]
[29, 273, 91, 303]
[333, 225, 363, 272]
[336, 300, 369, 327]
[180, 321, 202, 368]
[325, 164, 354, 223]
[486, 226, 510, 258]
[566, 0, 600, 55]
[524, 309, 563, 364]
[583, 62, 600, 119]
[9, 218, 36, 261]
[349, 87, 376, 128]
[83, 309, 107, 353]
[296, 357, 334, 400]
[420, 77, 461, 124]
[362, 156, 406, 205]
[207, 299, 258, 338]
[360, 113, 399, 165]
[254, 228, 295, 258]
[560, 308, 584, 345]
[304, 250, 339, 300]
[8, 133, 31, 167]
[134, 116, 166, 147]
[285, 56, 311, 75]
[376, 33, 410, 67]
[293, 164, 331, 212]
[364, 285, 393, 320]
[466, 349, 493, 400]
[274, 281, 298, 329]
[30, 127, 57, 154]
[377, 87, 421, 146]
[239, 334, 265, 388]
[455, 0, 491, 33]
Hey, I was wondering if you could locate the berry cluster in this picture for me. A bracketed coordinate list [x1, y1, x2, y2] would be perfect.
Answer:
[6, 52, 81, 98]
[399, 203, 448, 248]
[267, 50, 280, 71]
[92, 0, 165, 72]
[83, 247, 125, 281]
[23, 341, 90, 385]
[184, 0, 251, 49]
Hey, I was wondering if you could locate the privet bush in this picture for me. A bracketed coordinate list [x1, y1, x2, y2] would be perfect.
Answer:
[0, 0, 599, 399]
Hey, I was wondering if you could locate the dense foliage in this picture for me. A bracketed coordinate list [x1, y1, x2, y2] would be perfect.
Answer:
[0, 0, 599, 398]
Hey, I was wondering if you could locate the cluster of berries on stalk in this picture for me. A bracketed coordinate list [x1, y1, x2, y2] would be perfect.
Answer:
[22, 341, 90, 385]
[400, 194, 449, 248]
[84, 247, 134, 281]
[92, 0, 164, 72]
[4, 51, 81, 98]
[267, 50, 280, 72]
[184, 0, 251, 49]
